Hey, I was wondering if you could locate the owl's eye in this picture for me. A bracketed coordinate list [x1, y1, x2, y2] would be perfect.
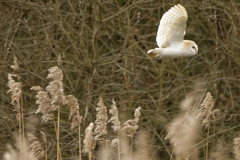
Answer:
[192, 46, 196, 50]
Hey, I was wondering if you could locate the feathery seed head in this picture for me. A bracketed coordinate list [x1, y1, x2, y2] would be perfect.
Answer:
[83, 123, 95, 159]
[45, 66, 66, 105]
[46, 66, 63, 81]
[210, 140, 230, 160]
[31, 86, 52, 116]
[165, 113, 199, 159]
[108, 99, 121, 132]
[41, 113, 54, 122]
[66, 95, 79, 120]
[7, 74, 22, 111]
[122, 107, 141, 138]
[234, 136, 240, 160]
[27, 133, 45, 160]
[11, 56, 19, 71]
[66, 95, 82, 130]
[4, 136, 36, 160]
[111, 138, 119, 148]
[197, 92, 217, 128]
[57, 55, 62, 66]
[26, 133, 38, 141]
[30, 86, 44, 91]
[134, 107, 141, 119]
[94, 96, 108, 140]
[71, 115, 82, 130]
[40, 131, 46, 143]
[46, 80, 66, 105]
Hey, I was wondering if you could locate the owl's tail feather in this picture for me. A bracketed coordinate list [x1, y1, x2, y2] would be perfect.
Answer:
[147, 49, 161, 58]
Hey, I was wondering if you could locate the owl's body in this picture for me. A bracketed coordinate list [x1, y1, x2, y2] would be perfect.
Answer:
[148, 40, 197, 58]
[147, 4, 198, 58]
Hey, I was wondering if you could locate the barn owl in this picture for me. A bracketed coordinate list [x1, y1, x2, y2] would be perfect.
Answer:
[147, 4, 198, 58]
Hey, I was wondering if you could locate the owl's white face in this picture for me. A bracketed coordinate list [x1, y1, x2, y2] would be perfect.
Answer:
[190, 42, 198, 55]
[183, 40, 198, 56]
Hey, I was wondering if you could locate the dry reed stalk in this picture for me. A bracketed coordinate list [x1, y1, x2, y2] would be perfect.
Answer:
[210, 140, 230, 160]
[40, 131, 47, 160]
[31, 66, 66, 160]
[7, 57, 24, 159]
[45, 66, 65, 160]
[116, 131, 153, 160]
[3, 135, 36, 160]
[119, 132, 130, 160]
[234, 136, 240, 160]
[108, 99, 121, 160]
[45, 66, 66, 106]
[111, 138, 119, 148]
[165, 95, 200, 160]
[41, 113, 54, 122]
[122, 107, 141, 160]
[83, 123, 95, 160]
[94, 96, 108, 140]
[165, 113, 200, 160]
[66, 95, 82, 130]
[26, 133, 45, 160]
[7, 74, 22, 115]
[108, 99, 121, 132]
[30, 86, 53, 121]
[196, 92, 216, 128]
[131, 131, 151, 160]
[98, 140, 112, 160]
[196, 92, 218, 160]
[57, 55, 62, 66]
[66, 95, 83, 160]
[122, 107, 141, 138]
[10, 56, 19, 71]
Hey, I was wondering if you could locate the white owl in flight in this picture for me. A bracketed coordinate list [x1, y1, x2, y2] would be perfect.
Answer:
[147, 4, 198, 58]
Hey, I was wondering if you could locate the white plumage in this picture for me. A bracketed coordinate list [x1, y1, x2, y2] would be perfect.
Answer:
[147, 4, 198, 58]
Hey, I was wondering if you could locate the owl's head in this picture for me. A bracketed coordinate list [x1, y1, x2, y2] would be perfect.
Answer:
[183, 40, 198, 56]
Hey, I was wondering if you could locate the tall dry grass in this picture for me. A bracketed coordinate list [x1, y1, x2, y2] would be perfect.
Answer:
[1, 0, 240, 159]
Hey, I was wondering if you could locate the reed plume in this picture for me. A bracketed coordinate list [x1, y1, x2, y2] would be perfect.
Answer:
[30, 86, 53, 122]
[196, 92, 216, 128]
[108, 99, 121, 160]
[83, 123, 95, 160]
[165, 113, 199, 160]
[7, 57, 25, 156]
[94, 96, 108, 140]
[234, 136, 240, 160]
[10, 56, 19, 71]
[66, 95, 82, 130]
[122, 107, 141, 138]
[7, 74, 22, 113]
[31, 66, 66, 160]
[3, 135, 36, 160]
[26, 133, 45, 160]
[108, 99, 120, 132]
[66, 95, 83, 160]
[45, 66, 66, 106]
[197, 92, 218, 160]
[122, 107, 141, 160]
[165, 95, 200, 160]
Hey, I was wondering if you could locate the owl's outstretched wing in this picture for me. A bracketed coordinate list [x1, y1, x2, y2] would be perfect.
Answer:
[156, 4, 187, 48]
